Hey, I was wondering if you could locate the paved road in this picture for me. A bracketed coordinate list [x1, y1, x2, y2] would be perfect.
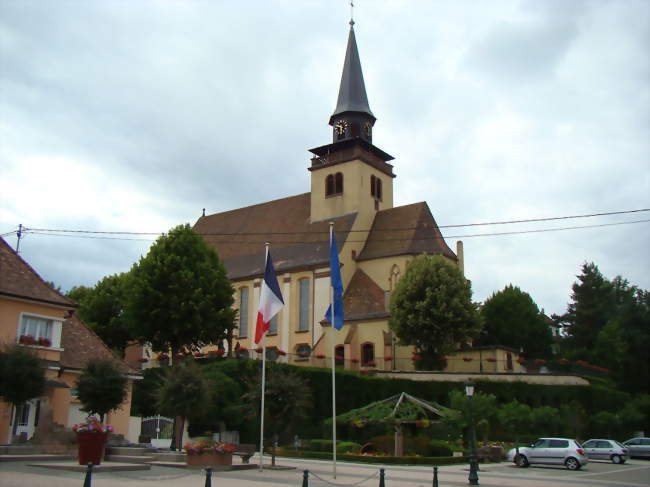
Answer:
[0, 458, 648, 487]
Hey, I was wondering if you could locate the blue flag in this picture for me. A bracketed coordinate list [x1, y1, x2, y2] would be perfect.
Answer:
[325, 232, 344, 330]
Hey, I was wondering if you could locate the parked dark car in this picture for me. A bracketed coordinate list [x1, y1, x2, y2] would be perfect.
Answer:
[623, 437, 650, 458]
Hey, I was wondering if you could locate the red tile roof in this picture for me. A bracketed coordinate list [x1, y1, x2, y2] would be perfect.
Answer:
[0, 237, 76, 308]
[61, 314, 139, 375]
[341, 269, 389, 321]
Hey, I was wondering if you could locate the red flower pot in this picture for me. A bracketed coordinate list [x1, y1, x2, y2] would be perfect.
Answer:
[77, 432, 108, 465]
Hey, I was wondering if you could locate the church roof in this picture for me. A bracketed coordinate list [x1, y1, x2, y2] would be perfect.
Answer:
[341, 269, 389, 322]
[330, 24, 375, 124]
[194, 193, 357, 280]
[195, 197, 455, 281]
[357, 202, 457, 262]
[0, 237, 76, 308]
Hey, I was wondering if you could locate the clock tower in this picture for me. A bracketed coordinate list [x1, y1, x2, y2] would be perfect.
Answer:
[309, 21, 395, 224]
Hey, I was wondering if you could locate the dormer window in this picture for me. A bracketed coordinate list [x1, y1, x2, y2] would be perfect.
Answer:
[325, 172, 344, 197]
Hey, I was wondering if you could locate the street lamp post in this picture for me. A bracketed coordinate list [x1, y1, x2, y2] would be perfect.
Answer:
[465, 381, 479, 486]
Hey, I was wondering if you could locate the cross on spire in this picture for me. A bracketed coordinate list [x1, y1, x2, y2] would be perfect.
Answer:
[350, 1, 354, 26]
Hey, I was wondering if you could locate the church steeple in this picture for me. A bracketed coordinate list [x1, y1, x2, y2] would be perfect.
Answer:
[329, 22, 376, 143]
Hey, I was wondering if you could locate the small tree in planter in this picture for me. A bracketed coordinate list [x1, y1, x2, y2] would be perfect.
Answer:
[0, 344, 45, 418]
[76, 359, 128, 422]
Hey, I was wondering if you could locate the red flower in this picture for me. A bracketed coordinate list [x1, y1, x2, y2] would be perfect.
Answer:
[412, 354, 422, 361]
[534, 359, 546, 365]
[351, 358, 359, 363]
[486, 357, 496, 363]
[175, 353, 185, 358]
[298, 352, 309, 358]
[315, 353, 326, 359]
[193, 352, 204, 358]
[256, 347, 264, 353]
[37, 337, 52, 347]
[156, 353, 169, 361]
[575, 359, 591, 367]
[238, 346, 248, 352]
[462, 357, 473, 362]
[19, 335, 37, 345]
[335, 355, 344, 360]
[384, 356, 393, 361]
[556, 358, 569, 365]
[365, 361, 376, 367]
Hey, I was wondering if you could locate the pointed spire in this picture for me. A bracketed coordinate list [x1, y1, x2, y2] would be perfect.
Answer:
[330, 24, 375, 125]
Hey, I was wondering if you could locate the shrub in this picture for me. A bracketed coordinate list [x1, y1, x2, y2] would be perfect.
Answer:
[337, 441, 362, 454]
[367, 435, 395, 455]
[429, 439, 453, 457]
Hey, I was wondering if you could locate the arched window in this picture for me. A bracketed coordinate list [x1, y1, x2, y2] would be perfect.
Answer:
[361, 342, 375, 365]
[296, 343, 311, 360]
[325, 174, 335, 196]
[238, 287, 249, 338]
[335, 172, 343, 194]
[335, 345, 345, 367]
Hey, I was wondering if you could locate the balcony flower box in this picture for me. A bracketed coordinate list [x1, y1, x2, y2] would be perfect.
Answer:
[315, 354, 326, 359]
[277, 350, 286, 356]
[255, 347, 264, 354]
[462, 357, 473, 362]
[37, 337, 52, 347]
[19, 335, 37, 346]
[364, 361, 376, 367]
[486, 357, 496, 363]
[350, 358, 359, 364]
[384, 356, 392, 362]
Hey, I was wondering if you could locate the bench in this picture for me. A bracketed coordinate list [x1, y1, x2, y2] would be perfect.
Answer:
[234, 444, 256, 463]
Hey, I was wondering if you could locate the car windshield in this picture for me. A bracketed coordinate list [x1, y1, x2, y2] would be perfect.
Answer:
[615, 441, 626, 448]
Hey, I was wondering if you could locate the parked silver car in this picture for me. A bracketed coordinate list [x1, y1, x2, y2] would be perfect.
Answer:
[507, 437, 588, 470]
[623, 437, 650, 458]
[583, 439, 627, 463]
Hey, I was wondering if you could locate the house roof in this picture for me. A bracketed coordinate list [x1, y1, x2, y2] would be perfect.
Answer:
[0, 237, 76, 308]
[61, 314, 139, 376]
[193, 193, 357, 280]
[357, 202, 457, 262]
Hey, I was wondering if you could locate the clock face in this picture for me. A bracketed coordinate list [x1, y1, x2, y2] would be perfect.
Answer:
[334, 120, 348, 135]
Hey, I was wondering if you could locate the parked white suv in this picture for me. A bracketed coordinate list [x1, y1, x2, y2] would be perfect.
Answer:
[507, 438, 588, 470]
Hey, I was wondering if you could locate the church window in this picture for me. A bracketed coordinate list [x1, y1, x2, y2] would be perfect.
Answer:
[296, 343, 311, 359]
[298, 278, 310, 332]
[335, 172, 343, 194]
[361, 342, 375, 365]
[326, 173, 344, 196]
[370, 175, 382, 200]
[326, 174, 335, 196]
[335, 345, 345, 367]
[239, 287, 249, 337]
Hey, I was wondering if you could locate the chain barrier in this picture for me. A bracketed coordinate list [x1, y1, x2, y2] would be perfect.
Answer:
[308, 468, 379, 486]
[107, 468, 203, 482]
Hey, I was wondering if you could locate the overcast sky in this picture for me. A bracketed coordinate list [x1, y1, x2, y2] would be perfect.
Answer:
[1, 0, 648, 317]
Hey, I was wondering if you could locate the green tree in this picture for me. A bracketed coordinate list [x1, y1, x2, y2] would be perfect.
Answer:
[156, 361, 212, 449]
[530, 406, 562, 436]
[0, 344, 45, 406]
[241, 365, 313, 444]
[67, 273, 132, 353]
[76, 359, 128, 422]
[389, 254, 482, 369]
[556, 263, 614, 354]
[497, 400, 531, 452]
[125, 224, 235, 356]
[445, 389, 497, 444]
[478, 285, 554, 359]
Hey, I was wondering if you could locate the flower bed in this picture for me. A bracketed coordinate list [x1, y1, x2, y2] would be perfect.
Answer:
[183, 441, 236, 467]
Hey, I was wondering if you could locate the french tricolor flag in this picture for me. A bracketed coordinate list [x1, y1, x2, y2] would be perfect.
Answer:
[254, 250, 284, 344]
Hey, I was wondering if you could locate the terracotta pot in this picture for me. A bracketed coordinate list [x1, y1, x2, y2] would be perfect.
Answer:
[186, 452, 233, 467]
[77, 432, 108, 465]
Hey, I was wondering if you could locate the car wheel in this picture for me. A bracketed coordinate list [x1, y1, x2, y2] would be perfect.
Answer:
[515, 454, 529, 467]
[565, 457, 581, 470]
[611, 454, 622, 464]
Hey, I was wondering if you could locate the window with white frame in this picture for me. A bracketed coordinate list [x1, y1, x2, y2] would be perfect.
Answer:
[239, 287, 249, 337]
[20, 315, 53, 341]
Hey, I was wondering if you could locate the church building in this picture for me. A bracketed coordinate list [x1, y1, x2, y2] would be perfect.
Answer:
[193, 22, 462, 371]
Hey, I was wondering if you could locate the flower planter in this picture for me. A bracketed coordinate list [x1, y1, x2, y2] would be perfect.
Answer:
[77, 432, 108, 465]
[186, 452, 233, 467]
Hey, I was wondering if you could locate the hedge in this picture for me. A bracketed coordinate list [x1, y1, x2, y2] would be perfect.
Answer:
[274, 448, 467, 465]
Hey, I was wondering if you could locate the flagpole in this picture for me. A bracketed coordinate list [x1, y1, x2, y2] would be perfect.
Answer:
[258, 244, 269, 472]
[330, 222, 337, 479]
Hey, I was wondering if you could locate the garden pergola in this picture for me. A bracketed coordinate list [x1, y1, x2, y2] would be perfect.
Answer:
[334, 392, 450, 456]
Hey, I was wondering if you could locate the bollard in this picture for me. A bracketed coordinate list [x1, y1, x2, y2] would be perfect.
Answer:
[432, 465, 439, 487]
[204, 467, 212, 487]
[378, 468, 385, 487]
[82, 462, 93, 487]
[302, 469, 309, 487]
